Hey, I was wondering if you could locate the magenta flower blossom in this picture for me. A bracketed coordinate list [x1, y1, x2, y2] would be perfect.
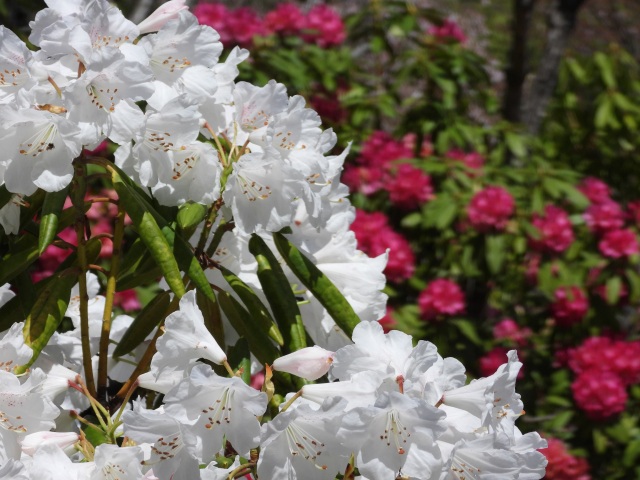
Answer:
[418, 278, 465, 321]
[530, 205, 574, 254]
[551, 286, 589, 327]
[467, 186, 515, 231]
[598, 228, 639, 258]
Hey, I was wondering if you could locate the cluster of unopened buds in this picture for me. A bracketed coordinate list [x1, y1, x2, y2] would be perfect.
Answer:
[0, 0, 546, 478]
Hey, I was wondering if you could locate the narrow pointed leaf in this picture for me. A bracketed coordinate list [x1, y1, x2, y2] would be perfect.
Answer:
[17, 238, 102, 372]
[0, 236, 40, 286]
[39, 186, 70, 254]
[273, 232, 360, 338]
[219, 265, 284, 346]
[113, 290, 172, 358]
[110, 164, 216, 304]
[218, 290, 281, 366]
[113, 177, 186, 299]
[248, 234, 306, 353]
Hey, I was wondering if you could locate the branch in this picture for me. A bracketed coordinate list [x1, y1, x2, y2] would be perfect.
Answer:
[503, 0, 537, 123]
[520, 0, 588, 134]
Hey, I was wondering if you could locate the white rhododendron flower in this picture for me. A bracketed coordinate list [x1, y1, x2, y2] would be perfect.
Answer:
[272, 346, 335, 381]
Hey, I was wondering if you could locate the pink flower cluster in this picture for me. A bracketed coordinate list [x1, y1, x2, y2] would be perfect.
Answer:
[540, 437, 591, 480]
[428, 19, 467, 43]
[350, 209, 415, 283]
[578, 176, 611, 204]
[551, 286, 589, 327]
[529, 205, 574, 254]
[418, 278, 465, 321]
[493, 318, 531, 346]
[193, 2, 345, 48]
[567, 336, 640, 419]
[343, 131, 434, 209]
[466, 186, 515, 232]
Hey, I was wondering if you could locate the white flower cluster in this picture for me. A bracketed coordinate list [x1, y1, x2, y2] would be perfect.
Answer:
[0, 286, 546, 479]
[0, 0, 547, 478]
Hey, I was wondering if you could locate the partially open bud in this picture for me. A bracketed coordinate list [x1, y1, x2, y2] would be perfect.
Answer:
[272, 346, 334, 381]
[138, 0, 189, 34]
[21, 431, 79, 456]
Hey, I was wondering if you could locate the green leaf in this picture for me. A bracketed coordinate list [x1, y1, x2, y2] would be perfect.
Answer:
[226, 338, 251, 384]
[38, 186, 70, 254]
[606, 276, 623, 305]
[113, 291, 172, 358]
[625, 268, 640, 303]
[17, 238, 101, 373]
[219, 265, 284, 346]
[110, 164, 216, 304]
[593, 429, 609, 454]
[177, 202, 207, 231]
[0, 235, 40, 286]
[422, 194, 458, 230]
[451, 319, 482, 345]
[248, 234, 307, 353]
[485, 235, 506, 274]
[114, 177, 185, 299]
[217, 290, 281, 366]
[273, 232, 361, 338]
[505, 132, 526, 157]
[401, 212, 422, 228]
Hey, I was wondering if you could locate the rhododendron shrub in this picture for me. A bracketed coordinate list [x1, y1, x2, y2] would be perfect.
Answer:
[0, 1, 546, 479]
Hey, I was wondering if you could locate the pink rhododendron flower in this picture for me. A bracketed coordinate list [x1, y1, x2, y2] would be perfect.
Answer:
[114, 289, 142, 312]
[541, 438, 591, 480]
[342, 164, 386, 195]
[569, 336, 640, 386]
[193, 3, 231, 45]
[302, 4, 346, 47]
[418, 278, 465, 320]
[578, 177, 611, 204]
[384, 163, 434, 210]
[598, 228, 639, 258]
[226, 7, 267, 47]
[428, 19, 467, 43]
[264, 3, 305, 35]
[551, 286, 589, 327]
[572, 370, 627, 420]
[358, 131, 413, 168]
[626, 200, 640, 227]
[467, 186, 515, 231]
[583, 200, 624, 234]
[351, 210, 415, 282]
[530, 205, 574, 254]
[493, 318, 531, 346]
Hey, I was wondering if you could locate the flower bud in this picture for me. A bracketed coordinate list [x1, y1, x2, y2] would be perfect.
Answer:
[138, 0, 189, 34]
[272, 346, 334, 381]
[21, 431, 79, 456]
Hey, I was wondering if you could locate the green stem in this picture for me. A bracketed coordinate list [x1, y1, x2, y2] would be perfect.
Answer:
[97, 201, 125, 402]
[72, 160, 96, 397]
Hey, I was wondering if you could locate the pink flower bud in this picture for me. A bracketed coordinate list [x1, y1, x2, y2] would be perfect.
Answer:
[138, 0, 189, 34]
[272, 346, 334, 381]
[21, 431, 79, 456]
